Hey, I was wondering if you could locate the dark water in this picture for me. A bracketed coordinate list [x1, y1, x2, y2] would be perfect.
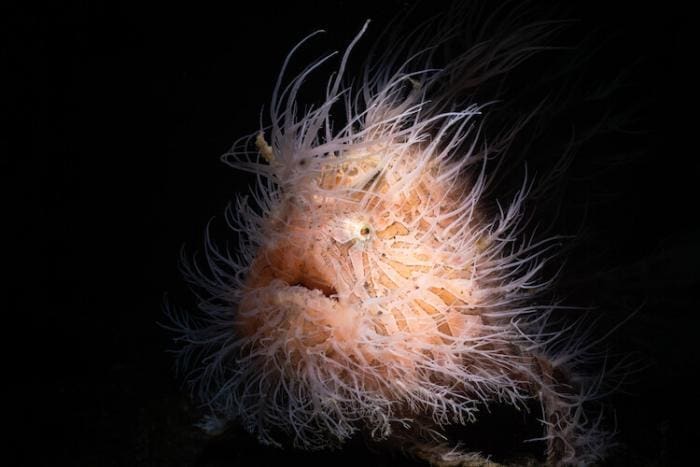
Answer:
[6, 1, 695, 465]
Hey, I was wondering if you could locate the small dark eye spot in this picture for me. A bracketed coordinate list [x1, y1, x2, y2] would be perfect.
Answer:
[360, 226, 370, 236]
[299, 159, 306, 166]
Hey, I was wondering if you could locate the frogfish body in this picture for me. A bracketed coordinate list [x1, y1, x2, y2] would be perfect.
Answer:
[170, 11, 616, 466]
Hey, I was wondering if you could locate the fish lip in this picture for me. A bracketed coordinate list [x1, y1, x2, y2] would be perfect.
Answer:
[288, 280, 339, 301]
[254, 278, 339, 305]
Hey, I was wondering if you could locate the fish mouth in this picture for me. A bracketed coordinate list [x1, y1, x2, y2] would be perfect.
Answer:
[236, 241, 344, 344]
[288, 277, 338, 301]
[242, 239, 340, 300]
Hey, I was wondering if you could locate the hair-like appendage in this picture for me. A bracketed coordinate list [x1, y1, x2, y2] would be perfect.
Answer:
[167, 5, 620, 465]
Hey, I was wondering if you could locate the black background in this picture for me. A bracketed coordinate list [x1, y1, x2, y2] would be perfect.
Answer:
[5, 1, 696, 465]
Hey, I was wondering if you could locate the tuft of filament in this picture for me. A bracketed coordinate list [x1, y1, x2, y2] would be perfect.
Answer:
[169, 11, 616, 466]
